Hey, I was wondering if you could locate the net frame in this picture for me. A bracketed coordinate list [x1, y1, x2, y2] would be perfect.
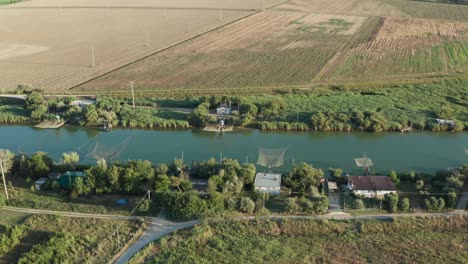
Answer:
[354, 157, 373, 167]
[256, 147, 286, 168]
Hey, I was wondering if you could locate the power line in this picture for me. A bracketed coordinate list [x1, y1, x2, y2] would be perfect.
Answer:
[86, 190, 151, 264]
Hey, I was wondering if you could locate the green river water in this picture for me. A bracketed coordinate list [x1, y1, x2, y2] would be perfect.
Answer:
[0, 125, 466, 173]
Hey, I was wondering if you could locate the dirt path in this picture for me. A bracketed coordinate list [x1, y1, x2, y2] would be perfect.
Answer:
[114, 218, 199, 264]
[1, 206, 142, 220]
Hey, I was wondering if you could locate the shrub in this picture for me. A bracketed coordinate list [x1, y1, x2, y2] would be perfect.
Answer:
[238, 197, 255, 214]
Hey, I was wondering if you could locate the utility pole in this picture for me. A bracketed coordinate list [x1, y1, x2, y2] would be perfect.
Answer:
[117, 228, 120, 246]
[181, 152, 184, 163]
[263, 191, 266, 208]
[146, 31, 150, 47]
[0, 158, 8, 200]
[130, 81, 135, 108]
[91, 46, 96, 68]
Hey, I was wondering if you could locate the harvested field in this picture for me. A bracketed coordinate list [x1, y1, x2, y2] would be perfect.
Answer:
[326, 17, 468, 81]
[2, 0, 468, 94]
[275, 0, 468, 21]
[75, 11, 378, 93]
[74, 0, 468, 95]
[0, 0, 283, 92]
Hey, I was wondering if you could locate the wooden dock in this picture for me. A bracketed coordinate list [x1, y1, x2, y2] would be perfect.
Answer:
[203, 124, 234, 132]
[34, 120, 66, 129]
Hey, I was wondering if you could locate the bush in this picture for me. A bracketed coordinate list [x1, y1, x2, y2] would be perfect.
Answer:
[238, 197, 255, 214]
[398, 197, 410, 212]
[384, 192, 399, 213]
[354, 199, 365, 210]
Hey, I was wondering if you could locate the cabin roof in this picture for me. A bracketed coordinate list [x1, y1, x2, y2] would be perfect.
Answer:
[254, 173, 281, 188]
[348, 176, 396, 191]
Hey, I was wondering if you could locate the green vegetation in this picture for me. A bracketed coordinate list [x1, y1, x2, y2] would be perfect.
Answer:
[2, 78, 467, 132]
[0, 0, 23, 5]
[0, 98, 30, 124]
[185, 79, 467, 132]
[129, 216, 468, 264]
[0, 214, 143, 263]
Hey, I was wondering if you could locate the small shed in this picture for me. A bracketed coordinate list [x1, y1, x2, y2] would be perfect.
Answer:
[435, 119, 455, 126]
[34, 178, 48, 191]
[347, 176, 397, 199]
[216, 104, 231, 115]
[254, 173, 281, 194]
[58, 171, 86, 189]
[327, 181, 338, 192]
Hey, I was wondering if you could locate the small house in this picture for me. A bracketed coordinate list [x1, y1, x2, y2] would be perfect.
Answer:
[347, 175, 396, 199]
[34, 178, 48, 191]
[216, 104, 231, 115]
[254, 173, 281, 194]
[58, 171, 86, 189]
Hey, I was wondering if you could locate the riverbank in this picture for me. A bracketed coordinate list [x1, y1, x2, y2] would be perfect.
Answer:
[1, 79, 467, 132]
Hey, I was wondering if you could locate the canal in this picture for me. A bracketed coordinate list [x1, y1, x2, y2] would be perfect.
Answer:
[0, 125, 466, 173]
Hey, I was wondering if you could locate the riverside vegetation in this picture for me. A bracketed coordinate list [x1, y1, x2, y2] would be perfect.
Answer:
[1, 79, 467, 132]
[0, 149, 466, 221]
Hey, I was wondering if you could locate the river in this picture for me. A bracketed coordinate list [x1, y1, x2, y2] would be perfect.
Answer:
[0, 125, 466, 173]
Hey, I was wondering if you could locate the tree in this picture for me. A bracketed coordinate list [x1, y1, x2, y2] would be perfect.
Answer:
[188, 103, 210, 128]
[398, 197, 410, 212]
[239, 103, 258, 116]
[390, 170, 400, 185]
[106, 165, 120, 190]
[416, 180, 424, 190]
[83, 104, 99, 124]
[25, 91, 47, 120]
[239, 163, 256, 187]
[27, 152, 52, 178]
[284, 162, 323, 193]
[0, 149, 15, 173]
[72, 177, 89, 196]
[384, 192, 399, 213]
[446, 191, 457, 209]
[138, 199, 151, 213]
[447, 176, 463, 190]
[62, 152, 79, 170]
[155, 174, 171, 192]
[238, 197, 255, 214]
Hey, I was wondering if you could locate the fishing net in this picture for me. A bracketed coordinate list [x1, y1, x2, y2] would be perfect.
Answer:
[354, 157, 373, 167]
[256, 147, 286, 168]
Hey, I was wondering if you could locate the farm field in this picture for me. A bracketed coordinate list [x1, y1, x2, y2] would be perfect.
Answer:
[0, 0, 282, 93]
[129, 216, 468, 264]
[75, 0, 468, 95]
